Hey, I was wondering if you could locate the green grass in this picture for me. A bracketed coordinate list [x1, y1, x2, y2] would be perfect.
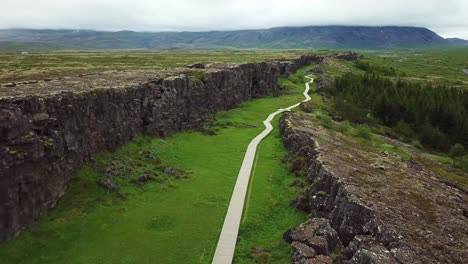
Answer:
[233, 118, 306, 264]
[359, 48, 468, 88]
[232, 67, 313, 263]
[319, 48, 468, 89]
[0, 64, 313, 264]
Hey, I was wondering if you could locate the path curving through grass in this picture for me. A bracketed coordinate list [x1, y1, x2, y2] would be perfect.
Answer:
[212, 76, 314, 264]
[0, 65, 314, 264]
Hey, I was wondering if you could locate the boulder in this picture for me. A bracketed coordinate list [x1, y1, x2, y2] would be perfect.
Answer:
[97, 179, 119, 192]
[304, 255, 333, 264]
[307, 236, 329, 255]
[291, 241, 316, 263]
[187, 63, 205, 69]
[285, 218, 329, 242]
[349, 246, 398, 264]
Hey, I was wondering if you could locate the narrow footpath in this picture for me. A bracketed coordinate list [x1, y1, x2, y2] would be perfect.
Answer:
[212, 76, 314, 264]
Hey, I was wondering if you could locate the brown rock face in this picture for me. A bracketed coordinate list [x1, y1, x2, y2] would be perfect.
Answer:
[0, 55, 322, 241]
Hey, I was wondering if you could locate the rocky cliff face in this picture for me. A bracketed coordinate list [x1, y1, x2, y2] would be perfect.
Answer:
[279, 115, 413, 264]
[0, 55, 320, 240]
[279, 113, 468, 264]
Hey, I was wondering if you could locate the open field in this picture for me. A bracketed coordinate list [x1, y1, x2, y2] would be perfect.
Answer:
[0, 50, 312, 84]
[361, 48, 468, 87]
[318, 48, 468, 88]
[0, 63, 312, 263]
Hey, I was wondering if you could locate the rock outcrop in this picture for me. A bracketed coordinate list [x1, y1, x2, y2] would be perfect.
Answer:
[0, 55, 322, 240]
[279, 113, 468, 264]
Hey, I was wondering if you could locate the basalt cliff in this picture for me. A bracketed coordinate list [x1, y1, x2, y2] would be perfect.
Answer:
[0, 55, 321, 240]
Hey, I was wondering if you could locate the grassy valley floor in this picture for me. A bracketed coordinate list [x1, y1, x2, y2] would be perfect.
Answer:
[0, 66, 313, 263]
[233, 118, 306, 264]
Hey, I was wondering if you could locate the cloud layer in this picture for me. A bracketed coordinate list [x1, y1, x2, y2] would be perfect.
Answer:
[1, 0, 467, 38]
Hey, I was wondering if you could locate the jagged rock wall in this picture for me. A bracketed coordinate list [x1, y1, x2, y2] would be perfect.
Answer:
[279, 114, 418, 264]
[0, 55, 320, 240]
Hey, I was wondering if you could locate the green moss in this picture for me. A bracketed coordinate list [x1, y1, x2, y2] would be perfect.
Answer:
[329, 247, 344, 260]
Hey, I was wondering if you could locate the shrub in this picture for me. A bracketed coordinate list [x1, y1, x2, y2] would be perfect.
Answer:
[453, 155, 468, 173]
[450, 143, 465, 157]
[316, 112, 333, 129]
[336, 120, 351, 134]
[420, 122, 450, 151]
[411, 139, 424, 150]
[185, 71, 207, 82]
[354, 125, 373, 140]
[299, 101, 314, 113]
[393, 121, 415, 139]
[332, 96, 368, 123]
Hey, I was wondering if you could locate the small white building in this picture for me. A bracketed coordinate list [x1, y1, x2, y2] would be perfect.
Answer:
[21, 51, 29, 56]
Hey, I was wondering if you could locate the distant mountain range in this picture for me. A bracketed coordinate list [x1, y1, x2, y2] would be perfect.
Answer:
[0, 26, 466, 51]
[446, 38, 468, 45]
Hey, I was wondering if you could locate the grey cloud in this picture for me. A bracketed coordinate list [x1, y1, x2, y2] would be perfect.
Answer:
[0, 0, 467, 38]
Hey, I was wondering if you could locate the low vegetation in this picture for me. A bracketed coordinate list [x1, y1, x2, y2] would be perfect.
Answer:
[184, 70, 207, 82]
[0, 50, 309, 83]
[310, 49, 468, 184]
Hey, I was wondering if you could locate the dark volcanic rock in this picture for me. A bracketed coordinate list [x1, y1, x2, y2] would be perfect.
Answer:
[307, 236, 329, 255]
[131, 174, 153, 186]
[97, 179, 119, 192]
[187, 63, 205, 69]
[279, 112, 468, 264]
[334, 52, 359, 61]
[0, 108, 30, 140]
[0, 54, 323, 240]
[303, 255, 333, 264]
[349, 246, 398, 264]
[291, 241, 317, 263]
[286, 218, 343, 263]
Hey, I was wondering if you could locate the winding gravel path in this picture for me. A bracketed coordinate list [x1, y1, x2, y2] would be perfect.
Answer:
[212, 76, 314, 264]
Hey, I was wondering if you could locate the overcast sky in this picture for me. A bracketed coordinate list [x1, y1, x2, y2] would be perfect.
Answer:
[1, 0, 467, 38]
